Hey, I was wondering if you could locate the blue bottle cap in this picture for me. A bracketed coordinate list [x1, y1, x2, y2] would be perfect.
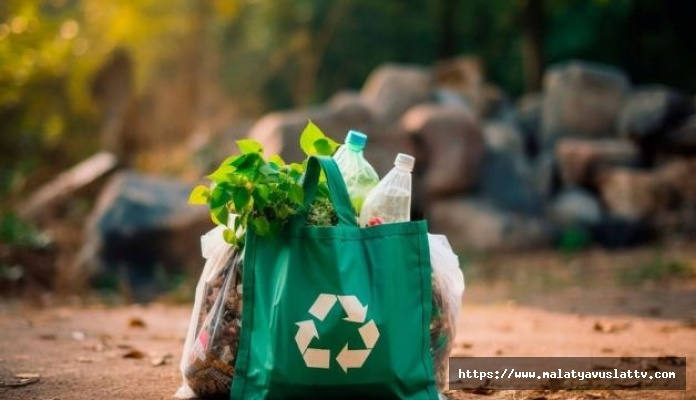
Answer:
[345, 130, 368, 149]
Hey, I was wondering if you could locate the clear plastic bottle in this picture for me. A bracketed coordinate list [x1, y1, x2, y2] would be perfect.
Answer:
[359, 153, 415, 227]
[333, 130, 380, 214]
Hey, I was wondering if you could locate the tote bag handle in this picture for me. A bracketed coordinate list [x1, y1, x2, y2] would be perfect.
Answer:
[301, 156, 359, 227]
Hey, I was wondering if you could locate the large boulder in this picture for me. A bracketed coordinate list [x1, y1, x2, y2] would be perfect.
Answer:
[541, 61, 630, 147]
[596, 167, 661, 220]
[479, 122, 543, 215]
[434, 56, 485, 115]
[618, 85, 694, 155]
[429, 198, 550, 252]
[401, 104, 484, 199]
[595, 161, 696, 223]
[549, 188, 603, 227]
[78, 172, 211, 301]
[555, 138, 641, 189]
[361, 64, 433, 123]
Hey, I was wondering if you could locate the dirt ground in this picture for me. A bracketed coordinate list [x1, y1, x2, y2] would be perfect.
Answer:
[1, 245, 695, 400]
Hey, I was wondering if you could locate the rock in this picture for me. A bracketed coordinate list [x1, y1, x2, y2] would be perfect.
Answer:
[78, 172, 211, 302]
[618, 85, 694, 153]
[429, 198, 550, 252]
[596, 167, 661, 220]
[327, 91, 374, 126]
[555, 138, 641, 188]
[361, 64, 433, 123]
[479, 122, 543, 215]
[248, 103, 374, 163]
[434, 56, 485, 113]
[515, 93, 543, 158]
[598, 160, 696, 235]
[541, 60, 630, 147]
[651, 159, 696, 234]
[401, 104, 484, 199]
[549, 188, 602, 227]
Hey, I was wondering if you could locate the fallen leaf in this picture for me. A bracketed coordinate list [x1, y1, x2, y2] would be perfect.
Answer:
[38, 334, 57, 341]
[15, 373, 40, 379]
[122, 349, 145, 359]
[129, 317, 147, 329]
[600, 347, 614, 354]
[460, 342, 474, 349]
[151, 353, 173, 366]
[659, 325, 680, 333]
[71, 331, 86, 341]
[593, 321, 631, 334]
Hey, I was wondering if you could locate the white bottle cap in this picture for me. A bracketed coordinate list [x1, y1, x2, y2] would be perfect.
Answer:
[394, 153, 415, 171]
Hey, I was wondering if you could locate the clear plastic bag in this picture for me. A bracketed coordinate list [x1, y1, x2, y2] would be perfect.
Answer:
[428, 233, 465, 392]
[175, 226, 244, 399]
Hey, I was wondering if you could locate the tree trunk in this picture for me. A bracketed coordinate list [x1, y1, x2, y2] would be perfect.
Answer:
[438, 0, 457, 59]
[520, 0, 544, 93]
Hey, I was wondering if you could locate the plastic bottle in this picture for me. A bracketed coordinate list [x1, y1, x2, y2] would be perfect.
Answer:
[333, 130, 380, 214]
[359, 153, 415, 227]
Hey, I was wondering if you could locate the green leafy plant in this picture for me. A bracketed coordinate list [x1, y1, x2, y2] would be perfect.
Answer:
[189, 121, 339, 248]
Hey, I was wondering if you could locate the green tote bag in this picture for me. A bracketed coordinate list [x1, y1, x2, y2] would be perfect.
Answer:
[231, 156, 438, 400]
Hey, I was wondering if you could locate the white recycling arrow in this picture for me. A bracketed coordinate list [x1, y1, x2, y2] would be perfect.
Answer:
[309, 294, 337, 321]
[358, 320, 379, 349]
[336, 344, 371, 373]
[303, 348, 331, 369]
[337, 295, 367, 323]
[295, 320, 318, 354]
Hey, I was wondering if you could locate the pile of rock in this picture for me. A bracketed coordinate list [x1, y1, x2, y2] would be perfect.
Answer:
[244, 58, 696, 252]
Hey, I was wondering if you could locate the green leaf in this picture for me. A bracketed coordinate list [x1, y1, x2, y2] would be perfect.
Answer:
[300, 120, 325, 156]
[232, 186, 251, 211]
[210, 184, 232, 208]
[254, 184, 270, 202]
[188, 185, 210, 205]
[211, 206, 229, 226]
[269, 154, 286, 166]
[251, 216, 271, 236]
[259, 163, 280, 176]
[207, 164, 236, 184]
[222, 228, 236, 244]
[236, 139, 263, 154]
[299, 120, 339, 156]
[288, 183, 304, 205]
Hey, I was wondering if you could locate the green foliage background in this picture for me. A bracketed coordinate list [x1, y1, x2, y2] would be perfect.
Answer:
[1, 0, 695, 202]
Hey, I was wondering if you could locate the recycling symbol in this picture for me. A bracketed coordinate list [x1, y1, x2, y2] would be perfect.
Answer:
[295, 293, 380, 372]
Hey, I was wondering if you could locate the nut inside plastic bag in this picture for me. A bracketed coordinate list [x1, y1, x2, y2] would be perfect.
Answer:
[175, 226, 243, 399]
[428, 233, 465, 392]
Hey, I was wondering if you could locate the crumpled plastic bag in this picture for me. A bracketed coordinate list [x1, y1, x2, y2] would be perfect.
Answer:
[175, 226, 243, 399]
[428, 233, 465, 392]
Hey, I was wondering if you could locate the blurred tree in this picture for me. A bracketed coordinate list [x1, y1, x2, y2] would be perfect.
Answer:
[520, 0, 544, 93]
